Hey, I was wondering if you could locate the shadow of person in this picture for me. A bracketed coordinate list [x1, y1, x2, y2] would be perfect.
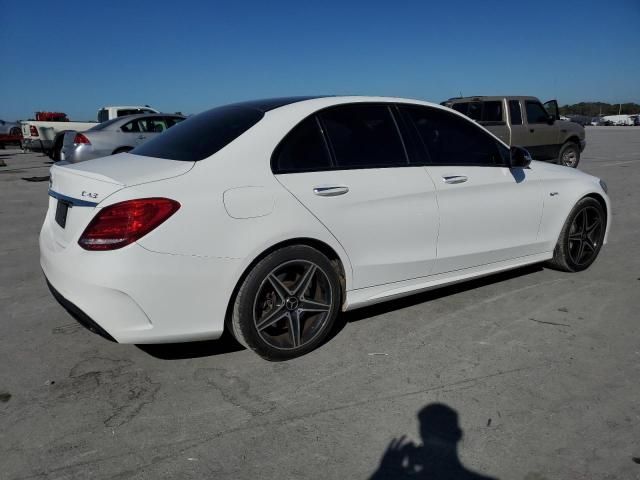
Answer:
[370, 403, 497, 480]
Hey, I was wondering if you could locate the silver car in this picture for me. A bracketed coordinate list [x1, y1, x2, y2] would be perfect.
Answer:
[60, 113, 185, 163]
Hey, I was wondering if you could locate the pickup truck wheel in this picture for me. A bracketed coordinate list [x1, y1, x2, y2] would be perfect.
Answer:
[557, 142, 580, 168]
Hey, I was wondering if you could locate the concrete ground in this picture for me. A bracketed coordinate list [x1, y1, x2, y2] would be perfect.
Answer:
[1, 127, 639, 480]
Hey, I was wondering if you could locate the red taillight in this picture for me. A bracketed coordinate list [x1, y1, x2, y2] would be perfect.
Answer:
[74, 133, 91, 144]
[78, 198, 180, 251]
[29, 125, 39, 136]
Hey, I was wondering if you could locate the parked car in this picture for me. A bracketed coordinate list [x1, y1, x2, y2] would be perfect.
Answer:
[41, 96, 610, 360]
[442, 96, 586, 167]
[22, 105, 159, 154]
[60, 113, 185, 163]
[0, 119, 21, 136]
[0, 119, 22, 148]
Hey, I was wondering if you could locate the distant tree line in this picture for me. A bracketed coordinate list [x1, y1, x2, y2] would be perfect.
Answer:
[559, 102, 640, 116]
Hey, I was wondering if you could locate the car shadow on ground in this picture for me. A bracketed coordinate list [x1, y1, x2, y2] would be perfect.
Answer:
[137, 264, 544, 360]
[332, 263, 543, 336]
[369, 402, 498, 479]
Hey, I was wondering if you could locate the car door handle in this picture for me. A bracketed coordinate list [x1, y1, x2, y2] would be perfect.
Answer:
[442, 175, 468, 184]
[529, 129, 535, 133]
[313, 185, 349, 196]
[138, 135, 146, 140]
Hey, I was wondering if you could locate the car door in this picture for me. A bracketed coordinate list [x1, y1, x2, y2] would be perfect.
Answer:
[523, 100, 560, 159]
[273, 103, 439, 289]
[399, 104, 545, 275]
[136, 116, 168, 143]
[119, 118, 147, 148]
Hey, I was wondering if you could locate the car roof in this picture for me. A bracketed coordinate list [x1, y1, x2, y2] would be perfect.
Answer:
[445, 96, 540, 103]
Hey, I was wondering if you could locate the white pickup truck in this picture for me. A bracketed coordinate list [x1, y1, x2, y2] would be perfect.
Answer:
[21, 105, 158, 155]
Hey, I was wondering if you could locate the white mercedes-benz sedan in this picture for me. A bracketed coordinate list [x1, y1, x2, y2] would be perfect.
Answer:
[40, 96, 610, 360]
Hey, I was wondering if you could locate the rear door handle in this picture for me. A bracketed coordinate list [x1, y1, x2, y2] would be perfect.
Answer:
[442, 175, 468, 184]
[138, 135, 146, 140]
[313, 185, 349, 197]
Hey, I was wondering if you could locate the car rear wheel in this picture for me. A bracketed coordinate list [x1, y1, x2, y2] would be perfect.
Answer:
[547, 197, 605, 272]
[557, 141, 580, 168]
[231, 245, 341, 360]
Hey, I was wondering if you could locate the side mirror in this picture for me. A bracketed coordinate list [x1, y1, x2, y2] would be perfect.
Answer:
[510, 146, 532, 168]
[547, 116, 555, 125]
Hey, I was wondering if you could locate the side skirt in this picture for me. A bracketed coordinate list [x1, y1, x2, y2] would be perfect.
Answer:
[343, 252, 553, 311]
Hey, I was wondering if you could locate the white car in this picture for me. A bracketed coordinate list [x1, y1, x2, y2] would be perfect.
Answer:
[41, 96, 610, 360]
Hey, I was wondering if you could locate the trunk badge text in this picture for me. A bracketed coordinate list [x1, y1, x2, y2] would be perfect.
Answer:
[82, 191, 99, 199]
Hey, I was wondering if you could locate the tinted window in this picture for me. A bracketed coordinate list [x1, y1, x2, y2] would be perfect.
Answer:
[319, 104, 407, 169]
[132, 105, 264, 161]
[272, 116, 331, 173]
[525, 101, 549, 124]
[509, 100, 522, 125]
[467, 102, 482, 120]
[482, 101, 503, 122]
[451, 103, 468, 114]
[117, 108, 155, 117]
[402, 105, 505, 166]
[97, 109, 109, 123]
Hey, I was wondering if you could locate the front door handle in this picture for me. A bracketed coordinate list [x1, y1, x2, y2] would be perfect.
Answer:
[442, 175, 468, 184]
[313, 185, 349, 197]
[138, 135, 146, 140]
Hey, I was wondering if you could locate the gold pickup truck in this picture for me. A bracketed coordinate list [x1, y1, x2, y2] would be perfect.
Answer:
[442, 96, 586, 168]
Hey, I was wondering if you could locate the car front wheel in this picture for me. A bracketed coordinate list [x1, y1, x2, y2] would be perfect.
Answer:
[231, 245, 342, 360]
[547, 197, 606, 272]
[557, 141, 580, 168]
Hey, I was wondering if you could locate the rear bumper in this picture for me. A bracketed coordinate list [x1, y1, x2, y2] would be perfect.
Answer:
[46, 279, 117, 342]
[40, 220, 243, 344]
[23, 138, 52, 151]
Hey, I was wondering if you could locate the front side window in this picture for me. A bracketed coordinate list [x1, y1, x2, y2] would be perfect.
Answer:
[525, 101, 550, 124]
[401, 105, 505, 166]
[272, 116, 331, 173]
[509, 100, 523, 125]
[319, 104, 407, 169]
[466, 102, 482, 121]
[131, 105, 264, 161]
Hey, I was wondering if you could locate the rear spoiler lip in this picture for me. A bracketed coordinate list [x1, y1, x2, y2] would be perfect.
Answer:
[48, 189, 98, 207]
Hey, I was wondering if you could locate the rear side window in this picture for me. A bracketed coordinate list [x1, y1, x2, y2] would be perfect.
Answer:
[272, 116, 331, 173]
[525, 101, 549, 124]
[509, 100, 523, 125]
[319, 104, 407, 169]
[451, 103, 468, 114]
[132, 105, 264, 161]
[467, 102, 482, 121]
[482, 101, 503, 122]
[401, 105, 505, 166]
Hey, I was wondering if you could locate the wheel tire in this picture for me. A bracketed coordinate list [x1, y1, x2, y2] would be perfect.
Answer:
[113, 147, 132, 155]
[231, 245, 342, 361]
[557, 141, 580, 168]
[546, 197, 606, 272]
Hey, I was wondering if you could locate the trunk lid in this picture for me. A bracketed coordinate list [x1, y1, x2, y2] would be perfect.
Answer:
[46, 153, 194, 248]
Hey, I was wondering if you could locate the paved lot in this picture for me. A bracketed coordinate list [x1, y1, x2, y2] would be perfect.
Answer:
[1, 128, 639, 480]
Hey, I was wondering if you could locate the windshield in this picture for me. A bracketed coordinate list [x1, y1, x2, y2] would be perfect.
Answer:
[131, 105, 264, 161]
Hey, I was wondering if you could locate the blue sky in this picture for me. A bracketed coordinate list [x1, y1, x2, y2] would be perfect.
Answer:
[1, 0, 638, 120]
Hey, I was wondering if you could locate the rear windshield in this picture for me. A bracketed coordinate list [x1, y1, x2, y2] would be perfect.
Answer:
[131, 105, 264, 161]
[88, 118, 121, 131]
